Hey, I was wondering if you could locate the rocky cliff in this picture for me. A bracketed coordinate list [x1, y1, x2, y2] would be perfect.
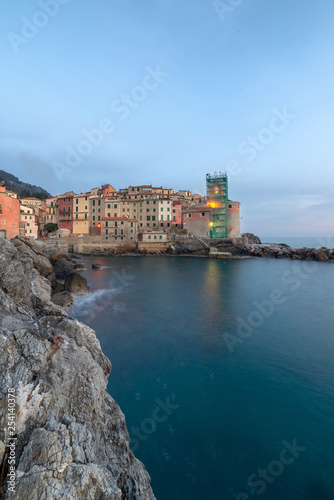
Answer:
[0, 238, 156, 499]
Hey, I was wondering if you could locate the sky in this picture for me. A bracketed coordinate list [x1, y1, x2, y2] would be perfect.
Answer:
[1, 0, 334, 237]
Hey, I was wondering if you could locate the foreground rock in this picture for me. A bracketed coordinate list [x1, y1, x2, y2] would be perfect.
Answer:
[51, 291, 74, 308]
[0, 238, 156, 499]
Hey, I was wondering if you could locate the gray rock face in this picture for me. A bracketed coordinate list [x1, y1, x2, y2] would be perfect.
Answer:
[64, 272, 90, 295]
[51, 291, 74, 308]
[0, 239, 156, 500]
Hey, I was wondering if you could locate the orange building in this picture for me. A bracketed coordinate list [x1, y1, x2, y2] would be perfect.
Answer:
[0, 183, 20, 239]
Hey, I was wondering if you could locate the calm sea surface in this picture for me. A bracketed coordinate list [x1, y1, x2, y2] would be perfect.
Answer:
[72, 256, 334, 500]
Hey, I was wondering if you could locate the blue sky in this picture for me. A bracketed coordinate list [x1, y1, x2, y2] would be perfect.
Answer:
[1, 0, 334, 237]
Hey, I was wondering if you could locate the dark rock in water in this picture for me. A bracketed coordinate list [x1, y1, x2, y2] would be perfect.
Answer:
[69, 253, 81, 259]
[92, 263, 102, 269]
[52, 258, 75, 279]
[74, 263, 86, 271]
[0, 239, 156, 500]
[51, 291, 74, 308]
[311, 249, 329, 261]
[64, 272, 90, 295]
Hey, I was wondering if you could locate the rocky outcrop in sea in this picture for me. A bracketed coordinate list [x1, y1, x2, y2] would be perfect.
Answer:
[0, 237, 156, 499]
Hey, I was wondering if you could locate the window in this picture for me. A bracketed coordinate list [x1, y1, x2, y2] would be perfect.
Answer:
[146, 209, 149, 213]
[154, 235, 157, 239]
[147, 216, 151, 221]
[85, 206, 87, 210]
[160, 235, 162, 239]
[85, 197, 87, 201]
[202, 212, 205, 217]
[76, 207, 78, 212]
[148, 235, 151, 239]
[93, 216, 95, 221]
[63, 207, 65, 213]
[68, 198, 71, 202]
[98, 216, 100, 221]
[147, 201, 149, 205]
[160, 215, 163, 221]
[106, 221, 108, 227]
[106, 229, 108, 235]
[115, 221, 117, 227]
[114, 213, 117, 217]
[173, 216, 176, 221]
[161, 208, 163, 211]
[121, 221, 124, 225]
[98, 200, 101, 206]
[121, 229, 123, 235]
[167, 208, 170, 211]
[108, 204, 111, 209]
[85, 214, 87, 219]
[173, 209, 176, 213]
[98, 209, 100, 213]
[51, 202, 53, 208]
[93, 200, 95, 206]
[114, 204, 117, 209]
[188, 213, 192, 218]
[152, 216, 156, 221]
[115, 229, 117, 235]
[63, 198, 66, 202]
[76, 199, 78, 204]
[153, 209, 156, 212]
[76, 214, 78, 220]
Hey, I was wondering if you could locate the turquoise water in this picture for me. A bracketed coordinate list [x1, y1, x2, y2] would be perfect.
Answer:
[73, 256, 334, 500]
[260, 236, 334, 249]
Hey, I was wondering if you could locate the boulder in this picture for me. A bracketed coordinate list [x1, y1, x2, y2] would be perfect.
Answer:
[241, 233, 262, 244]
[92, 263, 102, 269]
[311, 249, 329, 261]
[12, 237, 53, 278]
[64, 272, 90, 295]
[51, 291, 74, 308]
[52, 258, 76, 279]
[74, 263, 86, 271]
[52, 280, 65, 294]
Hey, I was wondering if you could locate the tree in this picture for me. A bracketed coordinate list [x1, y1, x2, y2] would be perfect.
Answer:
[20, 188, 32, 198]
[44, 223, 58, 233]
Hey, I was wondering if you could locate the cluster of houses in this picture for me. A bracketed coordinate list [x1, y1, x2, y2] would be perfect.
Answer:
[0, 179, 241, 242]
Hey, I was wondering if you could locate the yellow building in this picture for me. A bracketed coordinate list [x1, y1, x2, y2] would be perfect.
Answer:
[20, 197, 42, 208]
[72, 193, 90, 235]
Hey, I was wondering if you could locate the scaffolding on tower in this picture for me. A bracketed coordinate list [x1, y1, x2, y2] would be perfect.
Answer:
[206, 172, 229, 239]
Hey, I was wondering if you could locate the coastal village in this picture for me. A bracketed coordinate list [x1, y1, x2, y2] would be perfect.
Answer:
[0, 173, 241, 250]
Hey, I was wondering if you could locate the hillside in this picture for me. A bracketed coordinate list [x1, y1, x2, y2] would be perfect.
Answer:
[0, 169, 52, 199]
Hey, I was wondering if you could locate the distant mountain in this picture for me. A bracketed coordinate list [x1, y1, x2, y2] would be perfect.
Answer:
[0, 170, 52, 199]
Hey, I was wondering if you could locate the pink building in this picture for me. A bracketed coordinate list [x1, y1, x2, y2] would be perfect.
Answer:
[172, 200, 182, 226]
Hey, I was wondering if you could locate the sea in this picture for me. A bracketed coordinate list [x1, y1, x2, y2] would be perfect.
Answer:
[72, 252, 334, 500]
[260, 236, 334, 249]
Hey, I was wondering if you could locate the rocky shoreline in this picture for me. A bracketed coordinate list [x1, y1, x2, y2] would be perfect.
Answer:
[58, 233, 334, 262]
[0, 237, 156, 499]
